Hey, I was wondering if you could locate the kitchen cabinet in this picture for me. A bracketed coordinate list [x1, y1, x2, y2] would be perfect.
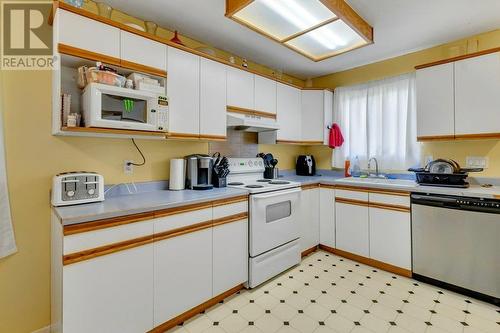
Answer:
[63, 234, 154, 333]
[299, 187, 320, 252]
[455, 52, 500, 136]
[276, 83, 302, 142]
[227, 67, 255, 110]
[369, 207, 411, 269]
[254, 75, 277, 114]
[120, 30, 167, 72]
[56, 9, 120, 59]
[335, 189, 369, 257]
[200, 58, 227, 138]
[416, 63, 455, 139]
[154, 228, 213, 326]
[167, 47, 200, 136]
[301, 90, 333, 144]
[319, 187, 335, 248]
[213, 219, 248, 295]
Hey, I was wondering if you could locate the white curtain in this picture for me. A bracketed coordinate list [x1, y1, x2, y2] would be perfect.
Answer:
[333, 73, 420, 171]
[0, 73, 16, 258]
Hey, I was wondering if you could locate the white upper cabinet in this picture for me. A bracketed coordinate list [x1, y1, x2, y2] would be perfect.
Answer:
[254, 75, 277, 114]
[301, 90, 332, 143]
[227, 67, 255, 110]
[167, 47, 200, 135]
[120, 30, 167, 71]
[57, 10, 120, 58]
[200, 58, 227, 138]
[276, 83, 302, 141]
[455, 52, 500, 136]
[416, 63, 455, 138]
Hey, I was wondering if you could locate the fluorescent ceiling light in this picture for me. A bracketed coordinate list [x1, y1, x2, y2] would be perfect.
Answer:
[226, 0, 373, 61]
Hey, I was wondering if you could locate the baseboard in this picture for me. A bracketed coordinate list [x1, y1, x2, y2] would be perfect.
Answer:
[318, 244, 412, 278]
[150, 284, 244, 333]
[31, 326, 51, 333]
[301, 245, 318, 258]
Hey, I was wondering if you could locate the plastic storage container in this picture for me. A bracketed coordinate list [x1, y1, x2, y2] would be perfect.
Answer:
[85, 68, 127, 87]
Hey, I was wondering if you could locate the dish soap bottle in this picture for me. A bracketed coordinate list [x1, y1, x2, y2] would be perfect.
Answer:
[351, 156, 361, 177]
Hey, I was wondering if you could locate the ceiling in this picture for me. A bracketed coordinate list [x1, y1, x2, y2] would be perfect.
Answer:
[105, 0, 500, 79]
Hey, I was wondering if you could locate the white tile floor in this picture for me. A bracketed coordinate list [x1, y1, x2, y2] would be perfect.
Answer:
[170, 251, 500, 333]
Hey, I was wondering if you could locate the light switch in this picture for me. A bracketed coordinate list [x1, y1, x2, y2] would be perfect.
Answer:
[466, 156, 489, 169]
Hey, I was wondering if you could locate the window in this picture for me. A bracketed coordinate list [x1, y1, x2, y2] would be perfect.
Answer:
[333, 73, 421, 171]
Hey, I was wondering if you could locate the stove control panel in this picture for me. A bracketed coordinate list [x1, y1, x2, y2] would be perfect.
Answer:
[228, 158, 265, 174]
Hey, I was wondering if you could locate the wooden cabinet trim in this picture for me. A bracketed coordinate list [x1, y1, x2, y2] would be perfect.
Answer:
[150, 284, 244, 333]
[153, 202, 213, 218]
[369, 202, 411, 213]
[58, 43, 121, 67]
[301, 183, 320, 190]
[318, 245, 412, 278]
[319, 183, 336, 189]
[63, 211, 155, 236]
[165, 132, 201, 140]
[63, 233, 154, 265]
[212, 212, 248, 228]
[417, 135, 455, 142]
[301, 245, 319, 258]
[52, 1, 304, 90]
[335, 197, 369, 207]
[334, 185, 410, 196]
[120, 59, 167, 78]
[276, 140, 324, 145]
[415, 47, 500, 70]
[198, 134, 227, 141]
[153, 220, 213, 243]
[454, 133, 500, 140]
[227, 105, 277, 119]
[212, 195, 248, 207]
[61, 126, 166, 137]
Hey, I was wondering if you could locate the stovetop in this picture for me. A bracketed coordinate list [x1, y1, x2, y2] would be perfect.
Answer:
[226, 158, 301, 193]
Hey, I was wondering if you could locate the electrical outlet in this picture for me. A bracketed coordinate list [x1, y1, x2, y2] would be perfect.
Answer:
[124, 160, 134, 174]
[466, 156, 489, 169]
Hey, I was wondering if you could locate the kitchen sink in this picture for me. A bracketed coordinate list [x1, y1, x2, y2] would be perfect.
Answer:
[335, 177, 417, 188]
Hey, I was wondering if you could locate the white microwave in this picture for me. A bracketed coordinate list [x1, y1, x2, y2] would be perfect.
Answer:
[83, 83, 168, 132]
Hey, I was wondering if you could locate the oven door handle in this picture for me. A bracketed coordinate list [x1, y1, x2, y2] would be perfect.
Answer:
[252, 187, 301, 200]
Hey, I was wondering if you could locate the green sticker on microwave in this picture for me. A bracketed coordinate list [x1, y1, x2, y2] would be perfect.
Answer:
[123, 99, 134, 112]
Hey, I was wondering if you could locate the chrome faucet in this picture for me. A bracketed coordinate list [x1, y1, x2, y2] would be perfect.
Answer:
[368, 157, 379, 177]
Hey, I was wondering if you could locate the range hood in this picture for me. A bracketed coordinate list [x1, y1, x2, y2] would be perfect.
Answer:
[226, 112, 279, 132]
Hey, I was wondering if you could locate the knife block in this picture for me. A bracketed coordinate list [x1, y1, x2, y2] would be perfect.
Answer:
[212, 174, 227, 188]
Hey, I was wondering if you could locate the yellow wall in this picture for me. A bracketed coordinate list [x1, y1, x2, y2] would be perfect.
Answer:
[312, 29, 500, 177]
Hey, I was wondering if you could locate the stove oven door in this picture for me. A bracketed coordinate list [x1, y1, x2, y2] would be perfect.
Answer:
[249, 187, 301, 257]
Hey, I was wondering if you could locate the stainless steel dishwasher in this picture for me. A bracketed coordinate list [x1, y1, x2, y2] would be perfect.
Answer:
[411, 193, 500, 305]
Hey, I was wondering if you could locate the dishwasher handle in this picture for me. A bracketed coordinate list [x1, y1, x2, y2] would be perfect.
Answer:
[411, 194, 459, 208]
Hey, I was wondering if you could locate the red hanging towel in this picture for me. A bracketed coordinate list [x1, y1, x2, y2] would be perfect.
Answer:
[328, 123, 344, 149]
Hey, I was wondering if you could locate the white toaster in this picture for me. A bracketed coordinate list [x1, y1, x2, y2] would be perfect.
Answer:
[51, 172, 105, 207]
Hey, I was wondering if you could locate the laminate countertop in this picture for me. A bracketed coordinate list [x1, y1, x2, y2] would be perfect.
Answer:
[53, 187, 249, 226]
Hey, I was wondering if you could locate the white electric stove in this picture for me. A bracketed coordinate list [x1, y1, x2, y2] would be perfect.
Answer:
[227, 158, 302, 288]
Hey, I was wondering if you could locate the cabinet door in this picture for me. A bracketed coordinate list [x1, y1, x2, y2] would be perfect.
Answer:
[254, 75, 277, 114]
[323, 90, 333, 145]
[213, 219, 248, 295]
[154, 229, 212, 326]
[120, 30, 167, 72]
[301, 90, 325, 142]
[455, 52, 500, 136]
[167, 47, 200, 135]
[319, 188, 335, 248]
[300, 188, 320, 252]
[63, 246, 154, 333]
[369, 208, 411, 269]
[57, 10, 120, 59]
[335, 202, 369, 257]
[416, 63, 455, 138]
[277, 83, 302, 141]
[200, 58, 227, 138]
[227, 67, 254, 109]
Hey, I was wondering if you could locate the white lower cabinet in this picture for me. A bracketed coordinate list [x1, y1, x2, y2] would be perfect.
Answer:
[154, 228, 213, 326]
[299, 187, 320, 252]
[213, 219, 248, 295]
[319, 187, 335, 248]
[335, 202, 370, 257]
[63, 245, 154, 333]
[369, 207, 411, 269]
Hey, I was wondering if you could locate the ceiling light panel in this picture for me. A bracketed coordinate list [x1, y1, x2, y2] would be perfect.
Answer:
[233, 0, 336, 41]
[227, 0, 373, 61]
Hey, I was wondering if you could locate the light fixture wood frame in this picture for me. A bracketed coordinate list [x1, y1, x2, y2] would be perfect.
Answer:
[225, 0, 373, 62]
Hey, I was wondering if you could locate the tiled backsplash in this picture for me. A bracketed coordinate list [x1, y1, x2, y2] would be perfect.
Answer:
[209, 129, 258, 158]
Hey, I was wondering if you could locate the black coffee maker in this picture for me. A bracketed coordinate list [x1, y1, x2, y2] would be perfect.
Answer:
[296, 155, 316, 176]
